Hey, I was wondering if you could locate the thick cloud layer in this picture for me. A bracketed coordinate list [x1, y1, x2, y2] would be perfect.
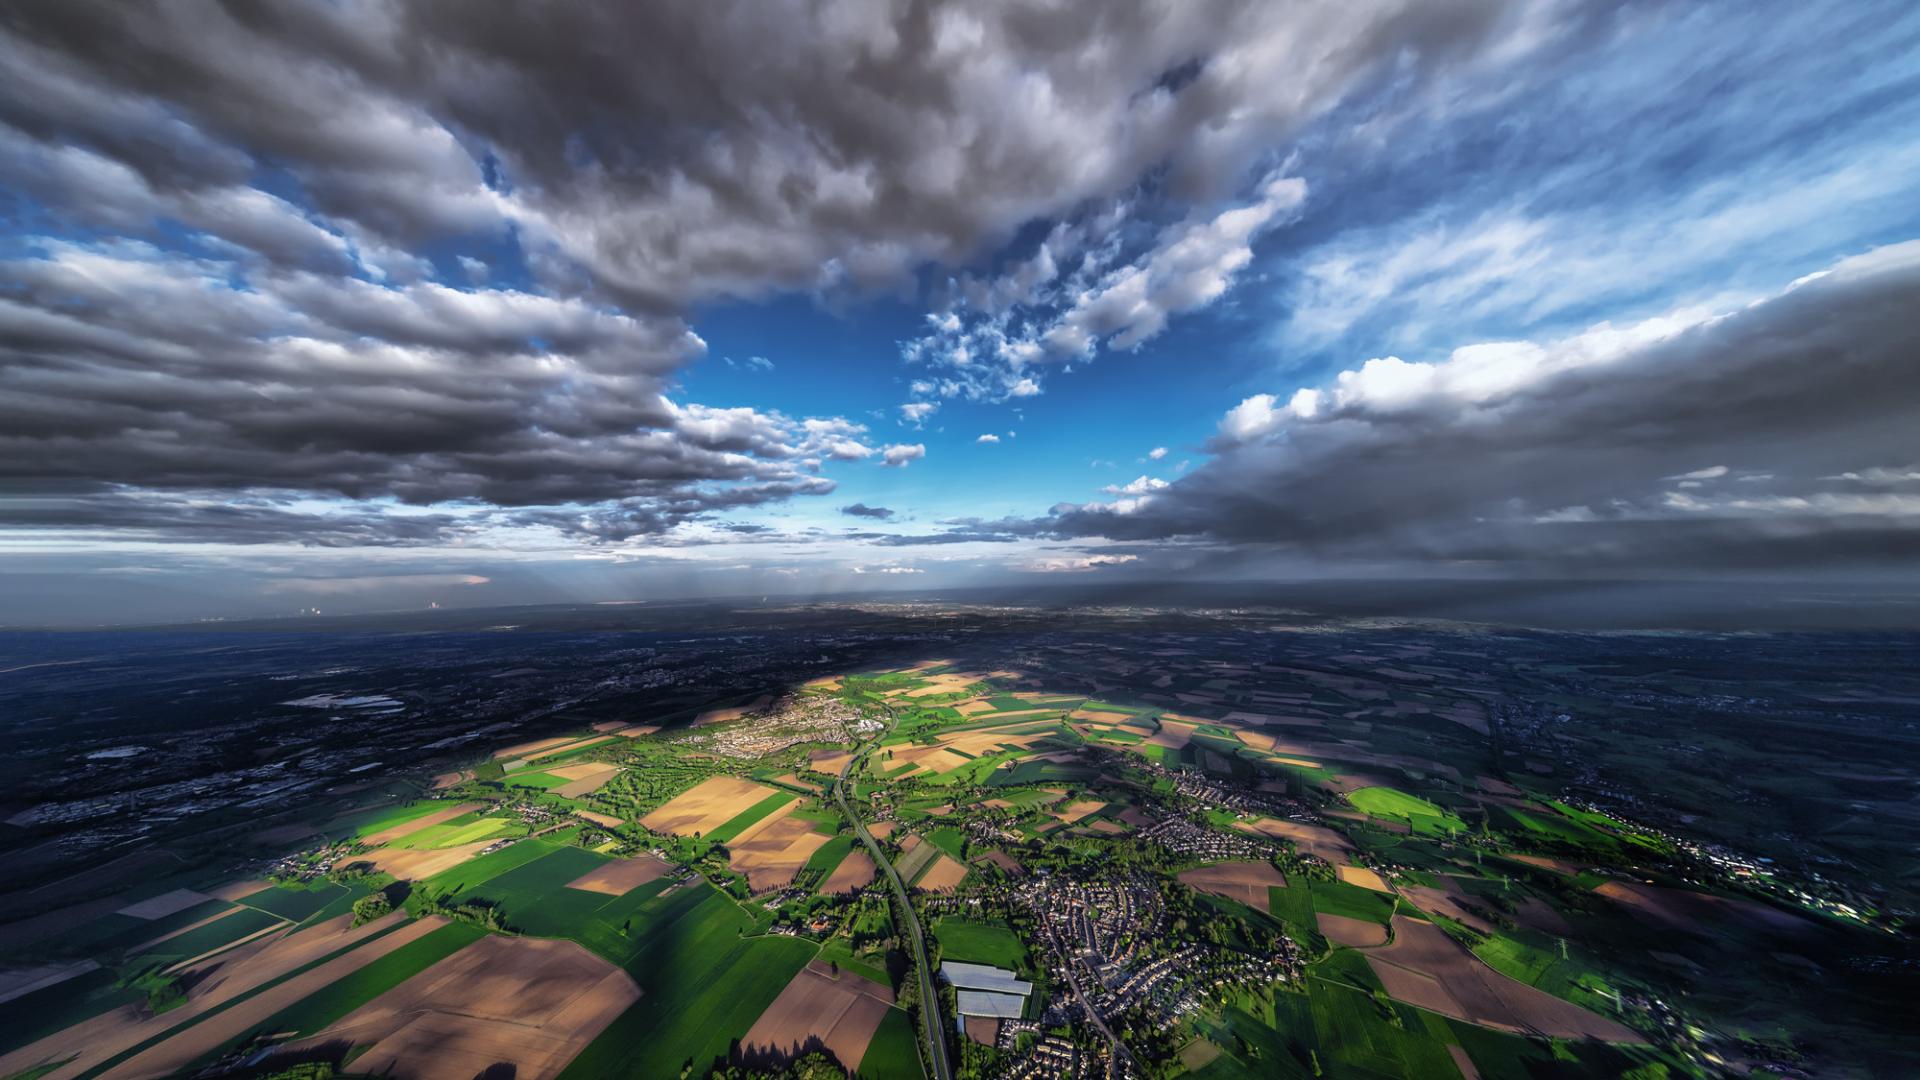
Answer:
[1030, 243, 1920, 573]
[0, 0, 1548, 545]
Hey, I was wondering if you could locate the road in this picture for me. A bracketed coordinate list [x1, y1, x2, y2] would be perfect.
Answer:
[835, 705, 953, 1080]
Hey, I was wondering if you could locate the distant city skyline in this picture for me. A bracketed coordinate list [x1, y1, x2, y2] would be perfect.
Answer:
[4, 1, 1920, 624]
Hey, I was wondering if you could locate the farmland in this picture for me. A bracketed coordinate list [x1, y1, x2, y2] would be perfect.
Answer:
[3, 602, 1917, 1079]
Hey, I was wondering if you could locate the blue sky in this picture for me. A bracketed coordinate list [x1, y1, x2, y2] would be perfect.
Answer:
[3, 1, 1920, 623]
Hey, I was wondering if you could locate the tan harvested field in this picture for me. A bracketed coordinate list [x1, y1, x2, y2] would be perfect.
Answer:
[1365, 916, 1642, 1042]
[1317, 912, 1389, 947]
[773, 772, 824, 793]
[1337, 865, 1393, 893]
[729, 803, 832, 892]
[802, 676, 843, 691]
[527, 735, 617, 761]
[883, 725, 1058, 776]
[1178, 862, 1287, 908]
[1054, 800, 1105, 825]
[196, 883, 271, 912]
[1069, 708, 1134, 724]
[493, 735, 576, 760]
[1510, 854, 1580, 875]
[1088, 820, 1126, 835]
[820, 849, 876, 894]
[1596, 881, 1811, 935]
[430, 770, 470, 790]
[696, 694, 772, 726]
[1233, 817, 1354, 861]
[867, 821, 896, 840]
[551, 763, 622, 798]
[115, 888, 212, 921]
[358, 841, 495, 881]
[0, 912, 423, 1080]
[362, 802, 485, 847]
[292, 935, 640, 1080]
[806, 748, 856, 774]
[740, 959, 895, 1071]
[914, 853, 969, 892]
[638, 775, 780, 837]
[575, 809, 624, 828]
[1145, 719, 1198, 750]
[954, 699, 996, 715]
[902, 672, 986, 697]
[614, 723, 661, 737]
[566, 854, 673, 896]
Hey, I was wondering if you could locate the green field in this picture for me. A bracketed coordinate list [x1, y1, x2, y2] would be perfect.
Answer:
[933, 917, 1028, 973]
[1308, 879, 1397, 924]
[803, 835, 856, 880]
[925, 826, 966, 859]
[1347, 786, 1468, 834]
[420, 837, 567, 895]
[705, 792, 799, 843]
[325, 800, 454, 840]
[390, 814, 515, 849]
[502, 770, 573, 790]
[239, 881, 360, 922]
[856, 1006, 924, 1079]
[558, 883, 818, 1079]
[132, 905, 285, 966]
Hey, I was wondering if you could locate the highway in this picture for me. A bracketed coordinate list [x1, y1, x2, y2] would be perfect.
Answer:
[835, 705, 953, 1080]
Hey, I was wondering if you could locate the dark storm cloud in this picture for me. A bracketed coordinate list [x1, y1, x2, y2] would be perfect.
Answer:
[0, 0, 1559, 545]
[0, 0, 1539, 306]
[840, 503, 895, 521]
[0, 491, 471, 547]
[1025, 243, 1920, 572]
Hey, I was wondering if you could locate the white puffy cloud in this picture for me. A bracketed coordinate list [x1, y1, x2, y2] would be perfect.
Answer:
[976, 433, 1000, 444]
[881, 443, 927, 467]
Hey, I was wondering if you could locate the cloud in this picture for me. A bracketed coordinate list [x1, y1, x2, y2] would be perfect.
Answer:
[880, 443, 927, 468]
[1026, 241, 1920, 573]
[901, 169, 1309, 404]
[1148, 447, 1168, 460]
[840, 502, 896, 520]
[852, 564, 924, 575]
[1026, 553, 1140, 572]
[976, 433, 1000, 444]
[1664, 465, 1729, 481]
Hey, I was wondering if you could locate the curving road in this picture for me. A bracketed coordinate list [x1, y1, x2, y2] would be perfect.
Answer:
[835, 705, 952, 1080]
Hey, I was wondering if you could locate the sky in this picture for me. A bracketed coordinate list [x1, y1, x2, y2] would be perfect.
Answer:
[3, 1, 1920, 625]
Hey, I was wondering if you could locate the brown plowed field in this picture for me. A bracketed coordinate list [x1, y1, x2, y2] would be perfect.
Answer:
[574, 810, 624, 829]
[291, 935, 640, 1080]
[0, 912, 423, 1080]
[739, 959, 894, 1071]
[913, 854, 969, 893]
[1178, 862, 1287, 908]
[565, 854, 673, 896]
[820, 850, 876, 894]
[638, 776, 780, 837]
[1232, 817, 1354, 861]
[728, 805, 831, 892]
[1364, 916, 1642, 1042]
[1596, 881, 1811, 935]
[1317, 913, 1389, 947]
